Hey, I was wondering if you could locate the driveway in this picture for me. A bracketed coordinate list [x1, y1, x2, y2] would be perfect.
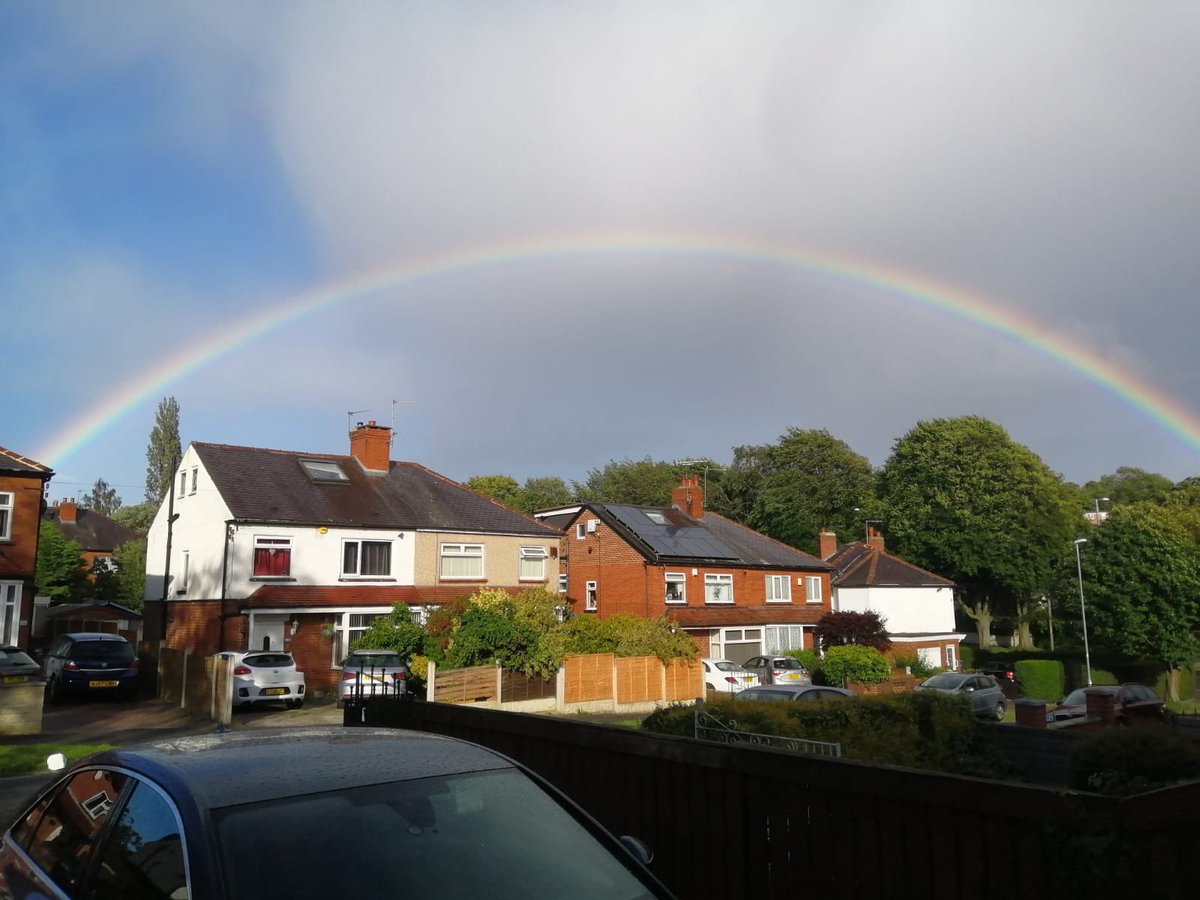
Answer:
[0, 694, 343, 822]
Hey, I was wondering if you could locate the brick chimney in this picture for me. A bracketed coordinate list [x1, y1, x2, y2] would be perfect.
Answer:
[818, 530, 838, 560]
[866, 526, 885, 552]
[671, 476, 704, 519]
[349, 420, 391, 473]
[59, 499, 78, 524]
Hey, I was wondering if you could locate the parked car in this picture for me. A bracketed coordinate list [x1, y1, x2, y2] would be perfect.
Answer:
[0, 728, 674, 899]
[216, 650, 306, 709]
[914, 672, 1007, 720]
[702, 659, 760, 694]
[42, 633, 139, 702]
[1048, 684, 1164, 724]
[735, 684, 856, 702]
[741, 656, 812, 686]
[979, 661, 1018, 684]
[338, 649, 410, 707]
[0, 647, 42, 685]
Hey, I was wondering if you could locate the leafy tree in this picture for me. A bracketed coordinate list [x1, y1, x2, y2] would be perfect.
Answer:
[35, 523, 88, 601]
[82, 479, 122, 517]
[350, 603, 425, 658]
[814, 611, 892, 652]
[112, 539, 147, 611]
[878, 416, 1077, 649]
[574, 457, 693, 507]
[819, 645, 892, 686]
[464, 475, 524, 510]
[521, 476, 573, 514]
[89, 556, 122, 601]
[444, 603, 543, 674]
[113, 502, 157, 534]
[1059, 503, 1200, 700]
[705, 444, 771, 524]
[1079, 467, 1173, 509]
[747, 428, 875, 554]
[144, 396, 181, 506]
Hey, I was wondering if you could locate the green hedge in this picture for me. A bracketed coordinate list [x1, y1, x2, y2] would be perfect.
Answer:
[645, 693, 997, 776]
[1014, 659, 1064, 703]
[1068, 728, 1200, 795]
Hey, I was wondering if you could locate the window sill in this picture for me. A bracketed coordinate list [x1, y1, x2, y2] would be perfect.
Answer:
[250, 576, 296, 582]
[665, 600, 687, 606]
[338, 577, 397, 582]
[805, 600, 824, 605]
[765, 600, 793, 604]
[519, 578, 546, 583]
[439, 577, 486, 583]
[705, 600, 735, 606]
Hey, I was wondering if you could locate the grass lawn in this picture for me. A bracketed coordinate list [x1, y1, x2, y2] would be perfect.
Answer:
[0, 744, 114, 777]
[1167, 699, 1200, 715]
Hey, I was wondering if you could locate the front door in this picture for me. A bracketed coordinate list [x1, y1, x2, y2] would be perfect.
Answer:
[250, 614, 285, 651]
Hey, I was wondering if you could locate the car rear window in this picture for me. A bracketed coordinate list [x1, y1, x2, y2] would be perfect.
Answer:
[71, 641, 134, 662]
[244, 654, 295, 668]
[773, 658, 804, 669]
[0, 649, 36, 666]
[344, 654, 404, 668]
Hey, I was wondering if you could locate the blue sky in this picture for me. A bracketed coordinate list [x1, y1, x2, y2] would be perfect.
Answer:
[5, 2, 1200, 506]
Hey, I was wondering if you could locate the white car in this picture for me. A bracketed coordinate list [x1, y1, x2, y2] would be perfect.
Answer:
[702, 659, 760, 694]
[218, 650, 306, 709]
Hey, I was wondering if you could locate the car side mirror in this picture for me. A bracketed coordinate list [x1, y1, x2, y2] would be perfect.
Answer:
[620, 835, 654, 866]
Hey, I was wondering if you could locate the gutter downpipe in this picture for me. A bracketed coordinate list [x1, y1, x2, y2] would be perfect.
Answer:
[159, 465, 179, 641]
[218, 520, 234, 651]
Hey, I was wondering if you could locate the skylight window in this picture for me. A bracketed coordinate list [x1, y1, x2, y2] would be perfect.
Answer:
[300, 459, 349, 482]
[643, 511, 667, 525]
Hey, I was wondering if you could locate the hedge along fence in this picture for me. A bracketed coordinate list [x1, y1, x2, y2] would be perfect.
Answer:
[1015, 659, 1065, 703]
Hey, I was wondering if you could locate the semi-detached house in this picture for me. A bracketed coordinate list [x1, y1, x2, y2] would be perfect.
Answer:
[143, 422, 560, 691]
[536, 477, 833, 663]
[0, 446, 54, 648]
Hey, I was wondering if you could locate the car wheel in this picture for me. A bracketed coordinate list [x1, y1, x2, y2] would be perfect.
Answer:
[47, 676, 65, 704]
[993, 701, 1006, 721]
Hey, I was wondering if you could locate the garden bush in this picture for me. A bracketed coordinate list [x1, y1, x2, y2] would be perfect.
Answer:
[784, 648, 820, 674]
[1067, 728, 1200, 795]
[1014, 659, 1064, 702]
[821, 645, 891, 686]
[892, 652, 935, 677]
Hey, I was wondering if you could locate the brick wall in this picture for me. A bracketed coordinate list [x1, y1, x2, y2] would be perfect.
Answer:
[286, 613, 339, 694]
[165, 600, 223, 656]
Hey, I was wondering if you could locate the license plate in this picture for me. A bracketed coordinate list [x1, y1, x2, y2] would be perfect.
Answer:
[263, 687, 287, 696]
[742, 677, 753, 683]
[3, 675, 29, 684]
[89, 680, 119, 688]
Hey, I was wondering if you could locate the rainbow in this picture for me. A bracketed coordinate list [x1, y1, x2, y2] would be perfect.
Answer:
[34, 231, 1200, 467]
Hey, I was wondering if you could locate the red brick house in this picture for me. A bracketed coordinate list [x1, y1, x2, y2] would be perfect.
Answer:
[0, 446, 54, 648]
[536, 477, 833, 663]
[821, 528, 964, 670]
[43, 500, 139, 577]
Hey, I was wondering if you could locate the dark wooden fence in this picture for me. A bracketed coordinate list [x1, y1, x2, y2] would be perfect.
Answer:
[349, 699, 1200, 899]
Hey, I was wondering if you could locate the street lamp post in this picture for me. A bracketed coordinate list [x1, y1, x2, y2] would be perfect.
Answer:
[1094, 496, 1109, 522]
[1074, 538, 1092, 686]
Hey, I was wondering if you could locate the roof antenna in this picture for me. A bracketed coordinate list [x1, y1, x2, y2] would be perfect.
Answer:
[347, 410, 368, 433]
[390, 399, 416, 446]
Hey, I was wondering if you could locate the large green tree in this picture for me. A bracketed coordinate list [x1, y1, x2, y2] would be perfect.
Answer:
[747, 428, 875, 554]
[145, 396, 181, 506]
[465, 475, 524, 510]
[1062, 503, 1200, 700]
[705, 444, 770, 524]
[520, 476, 573, 514]
[35, 523, 88, 602]
[878, 416, 1077, 648]
[1078, 466, 1173, 509]
[113, 502, 157, 534]
[83, 478, 121, 517]
[575, 457, 699, 507]
[112, 538, 147, 611]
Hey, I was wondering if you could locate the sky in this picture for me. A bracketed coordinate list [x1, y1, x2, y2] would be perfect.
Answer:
[4, 2, 1200, 506]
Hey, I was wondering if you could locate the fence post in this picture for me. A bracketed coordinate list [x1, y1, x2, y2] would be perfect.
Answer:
[180, 648, 189, 710]
[660, 659, 668, 702]
[555, 664, 565, 713]
[496, 662, 503, 704]
[426, 660, 436, 703]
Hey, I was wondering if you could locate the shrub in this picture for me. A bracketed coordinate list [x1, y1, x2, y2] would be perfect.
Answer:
[1068, 728, 1200, 795]
[1014, 659, 1064, 703]
[784, 648, 820, 673]
[641, 703, 695, 736]
[821, 645, 891, 686]
[351, 603, 425, 659]
[958, 644, 977, 671]
[892, 652, 935, 677]
[814, 611, 891, 652]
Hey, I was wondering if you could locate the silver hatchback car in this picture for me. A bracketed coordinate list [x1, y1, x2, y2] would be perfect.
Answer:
[338, 649, 410, 706]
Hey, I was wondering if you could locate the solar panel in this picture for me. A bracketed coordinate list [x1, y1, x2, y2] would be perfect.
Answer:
[605, 505, 740, 560]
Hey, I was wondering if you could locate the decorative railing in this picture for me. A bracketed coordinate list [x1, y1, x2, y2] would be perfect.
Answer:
[693, 709, 842, 758]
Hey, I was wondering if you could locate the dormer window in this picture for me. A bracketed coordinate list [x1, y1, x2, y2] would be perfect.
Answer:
[300, 459, 348, 482]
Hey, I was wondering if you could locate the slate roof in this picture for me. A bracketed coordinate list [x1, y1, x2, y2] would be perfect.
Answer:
[44, 506, 140, 552]
[193, 443, 559, 537]
[827, 542, 955, 589]
[0, 446, 53, 477]
[585, 504, 829, 571]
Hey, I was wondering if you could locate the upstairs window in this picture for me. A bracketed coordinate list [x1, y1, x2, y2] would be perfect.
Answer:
[558, 574, 568, 594]
[585, 581, 598, 611]
[665, 572, 686, 604]
[177, 471, 186, 498]
[765, 575, 792, 603]
[440, 543, 484, 579]
[254, 536, 292, 577]
[189, 467, 198, 495]
[519, 546, 548, 581]
[343, 540, 391, 577]
[705, 573, 734, 604]
[0, 492, 11, 540]
[576, 522, 586, 540]
[805, 576, 823, 604]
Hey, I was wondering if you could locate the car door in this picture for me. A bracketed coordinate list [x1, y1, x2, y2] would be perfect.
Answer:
[743, 657, 768, 683]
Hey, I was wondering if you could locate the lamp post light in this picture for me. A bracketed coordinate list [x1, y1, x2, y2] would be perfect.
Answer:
[1074, 538, 1092, 686]
[1093, 496, 1109, 523]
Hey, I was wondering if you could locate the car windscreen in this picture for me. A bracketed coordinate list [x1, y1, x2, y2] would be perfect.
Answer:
[0, 649, 36, 666]
[921, 674, 964, 690]
[772, 658, 804, 669]
[214, 768, 659, 899]
[343, 654, 404, 668]
[70, 641, 134, 662]
[1060, 688, 1115, 706]
[243, 654, 294, 668]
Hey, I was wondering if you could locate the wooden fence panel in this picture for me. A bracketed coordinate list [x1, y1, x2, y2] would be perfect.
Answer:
[664, 658, 703, 701]
[499, 670, 556, 702]
[157, 648, 185, 704]
[434, 665, 497, 703]
[564, 654, 614, 703]
[615, 656, 660, 704]
[183, 652, 211, 713]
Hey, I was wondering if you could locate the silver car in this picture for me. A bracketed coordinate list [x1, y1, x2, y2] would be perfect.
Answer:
[338, 649, 410, 706]
[221, 650, 306, 709]
[741, 656, 813, 686]
[735, 684, 855, 702]
[914, 672, 1006, 720]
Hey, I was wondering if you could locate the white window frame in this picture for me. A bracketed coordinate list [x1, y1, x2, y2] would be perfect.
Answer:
[439, 543, 484, 580]
[0, 492, 12, 541]
[252, 535, 293, 578]
[189, 467, 198, 495]
[328, 608, 396, 666]
[518, 546, 548, 582]
[705, 573, 734, 604]
[945, 644, 958, 670]
[805, 576, 823, 604]
[177, 471, 186, 498]
[558, 573, 568, 594]
[765, 574, 792, 603]
[178, 551, 189, 593]
[765, 624, 808, 653]
[585, 580, 598, 611]
[0, 582, 19, 645]
[665, 572, 687, 605]
[342, 539, 393, 578]
[576, 522, 587, 540]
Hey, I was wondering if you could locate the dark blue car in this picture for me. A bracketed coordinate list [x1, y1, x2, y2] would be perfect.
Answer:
[42, 633, 139, 702]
